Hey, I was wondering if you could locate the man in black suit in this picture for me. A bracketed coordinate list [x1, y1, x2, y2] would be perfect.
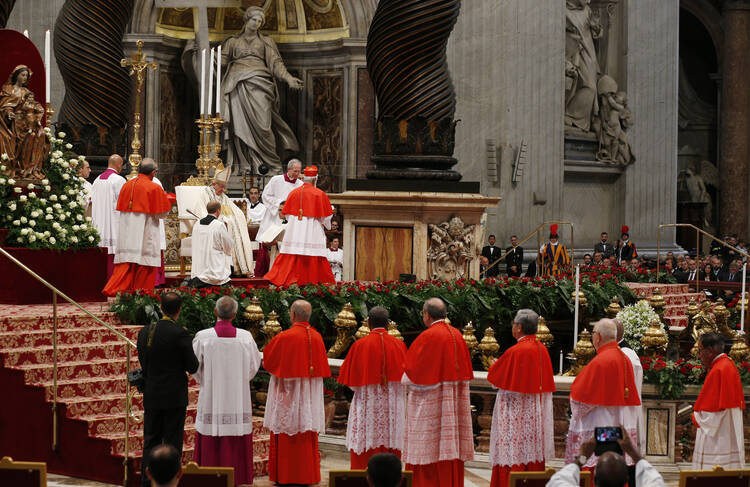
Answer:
[685, 259, 702, 282]
[505, 235, 523, 277]
[137, 292, 199, 487]
[482, 235, 502, 277]
[593, 232, 614, 260]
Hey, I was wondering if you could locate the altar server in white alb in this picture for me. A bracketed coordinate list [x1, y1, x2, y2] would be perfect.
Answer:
[192, 168, 254, 276]
[326, 236, 344, 281]
[90, 154, 126, 278]
[258, 159, 303, 237]
[246, 186, 266, 225]
[692, 332, 746, 469]
[193, 296, 261, 486]
[190, 201, 233, 287]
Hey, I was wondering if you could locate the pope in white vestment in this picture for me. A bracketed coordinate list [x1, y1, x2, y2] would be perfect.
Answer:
[91, 155, 126, 278]
[191, 201, 233, 286]
[192, 169, 254, 276]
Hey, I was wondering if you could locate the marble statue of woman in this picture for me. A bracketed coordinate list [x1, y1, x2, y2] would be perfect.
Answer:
[221, 7, 302, 175]
[0, 65, 49, 179]
[565, 0, 603, 133]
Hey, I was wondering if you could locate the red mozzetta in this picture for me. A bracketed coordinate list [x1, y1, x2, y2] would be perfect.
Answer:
[263, 322, 331, 378]
[570, 342, 641, 406]
[694, 354, 745, 412]
[487, 335, 555, 393]
[282, 183, 333, 219]
[404, 321, 474, 385]
[338, 329, 407, 387]
[115, 174, 171, 214]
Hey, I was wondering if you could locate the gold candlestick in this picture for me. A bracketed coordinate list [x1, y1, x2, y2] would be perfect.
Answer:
[45, 102, 54, 128]
[121, 40, 157, 179]
[211, 113, 225, 173]
[182, 115, 213, 186]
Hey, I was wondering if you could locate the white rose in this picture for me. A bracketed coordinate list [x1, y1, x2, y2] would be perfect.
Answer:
[59, 214, 66, 221]
[80, 223, 87, 230]
[71, 236, 78, 243]
[46, 207, 52, 214]
[19, 194, 26, 201]
[13, 187, 21, 193]
[49, 237, 56, 245]
[75, 214, 83, 221]
[88, 236, 94, 242]
[12, 220, 19, 226]
[65, 211, 71, 217]
[78, 155, 85, 161]
[52, 151, 62, 158]
[30, 210, 39, 218]
[41, 179, 49, 185]
[45, 214, 53, 220]
[9, 203, 16, 211]
[29, 220, 35, 227]
[8, 178, 15, 185]
[65, 143, 73, 149]
[44, 186, 51, 192]
[28, 192, 36, 199]
[69, 159, 77, 165]
[72, 225, 80, 231]
[52, 222, 60, 229]
[61, 163, 70, 170]
[28, 235, 36, 243]
[44, 231, 50, 237]
[69, 202, 77, 208]
[85, 216, 92, 222]
[20, 217, 26, 224]
[27, 183, 34, 190]
[60, 195, 68, 201]
[20, 228, 29, 235]
[0, 153, 7, 160]
[50, 195, 58, 201]
[39, 198, 46, 205]
[0, 179, 5, 185]
[62, 173, 70, 179]
[0, 164, 4, 171]
[58, 132, 66, 138]
[83, 188, 89, 194]
[53, 203, 61, 209]
[55, 158, 64, 164]
[67, 189, 75, 195]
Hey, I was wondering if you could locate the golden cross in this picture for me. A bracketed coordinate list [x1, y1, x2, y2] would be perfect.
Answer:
[121, 40, 158, 178]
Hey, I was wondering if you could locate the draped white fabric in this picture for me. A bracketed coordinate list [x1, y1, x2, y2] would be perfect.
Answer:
[113, 211, 165, 266]
[692, 408, 745, 469]
[263, 376, 325, 435]
[489, 390, 554, 467]
[191, 218, 233, 285]
[565, 399, 640, 467]
[193, 328, 261, 436]
[346, 383, 406, 454]
[91, 173, 125, 253]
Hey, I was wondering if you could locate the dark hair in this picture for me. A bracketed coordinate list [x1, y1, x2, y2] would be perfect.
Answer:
[206, 200, 221, 214]
[423, 298, 447, 320]
[161, 292, 182, 317]
[367, 452, 402, 487]
[488, 234, 496, 239]
[368, 306, 389, 329]
[11, 67, 29, 86]
[584, 253, 591, 258]
[601, 232, 608, 236]
[139, 160, 156, 174]
[147, 444, 180, 485]
[699, 332, 725, 353]
[510, 235, 518, 239]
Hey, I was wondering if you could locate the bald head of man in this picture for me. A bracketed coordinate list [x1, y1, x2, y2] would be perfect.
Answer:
[290, 299, 312, 323]
[108, 154, 124, 172]
[594, 451, 628, 487]
[592, 319, 618, 350]
[422, 297, 447, 326]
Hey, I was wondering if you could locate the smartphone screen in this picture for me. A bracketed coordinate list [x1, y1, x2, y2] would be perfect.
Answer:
[595, 426, 623, 443]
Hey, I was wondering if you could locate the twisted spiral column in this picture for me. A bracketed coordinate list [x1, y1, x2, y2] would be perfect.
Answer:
[365, 0, 461, 180]
[53, 0, 132, 128]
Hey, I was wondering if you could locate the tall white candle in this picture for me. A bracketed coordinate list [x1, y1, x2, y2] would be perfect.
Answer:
[23, 30, 29, 38]
[573, 264, 580, 347]
[216, 45, 222, 114]
[207, 48, 214, 115]
[559, 350, 564, 375]
[742, 264, 747, 332]
[200, 48, 206, 116]
[44, 30, 50, 101]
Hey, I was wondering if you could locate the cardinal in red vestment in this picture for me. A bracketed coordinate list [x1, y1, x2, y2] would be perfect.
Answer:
[102, 160, 171, 296]
[262, 299, 331, 485]
[338, 306, 408, 469]
[402, 297, 474, 487]
[487, 309, 555, 487]
[565, 320, 641, 469]
[265, 165, 335, 286]
[692, 332, 746, 469]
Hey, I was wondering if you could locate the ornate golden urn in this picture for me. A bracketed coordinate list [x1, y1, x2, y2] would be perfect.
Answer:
[605, 296, 622, 319]
[462, 322, 479, 356]
[327, 302, 358, 358]
[729, 331, 750, 364]
[387, 320, 404, 341]
[260, 311, 282, 349]
[647, 288, 666, 319]
[355, 318, 371, 340]
[536, 316, 554, 348]
[712, 298, 734, 338]
[478, 326, 500, 370]
[564, 328, 596, 376]
[641, 319, 668, 357]
[242, 295, 264, 340]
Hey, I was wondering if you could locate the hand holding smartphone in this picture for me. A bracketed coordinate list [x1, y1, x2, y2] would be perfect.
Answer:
[594, 426, 623, 456]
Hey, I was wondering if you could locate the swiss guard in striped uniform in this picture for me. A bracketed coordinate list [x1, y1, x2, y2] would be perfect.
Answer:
[540, 224, 570, 277]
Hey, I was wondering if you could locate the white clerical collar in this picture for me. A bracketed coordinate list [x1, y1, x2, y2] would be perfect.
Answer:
[712, 353, 726, 364]
[428, 319, 446, 327]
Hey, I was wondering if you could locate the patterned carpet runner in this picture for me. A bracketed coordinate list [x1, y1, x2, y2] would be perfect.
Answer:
[625, 283, 705, 327]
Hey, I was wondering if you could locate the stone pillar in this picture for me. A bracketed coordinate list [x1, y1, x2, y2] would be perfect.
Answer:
[719, 0, 750, 237]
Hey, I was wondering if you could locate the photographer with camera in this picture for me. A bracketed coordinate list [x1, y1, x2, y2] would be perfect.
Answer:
[136, 292, 199, 487]
[547, 427, 664, 487]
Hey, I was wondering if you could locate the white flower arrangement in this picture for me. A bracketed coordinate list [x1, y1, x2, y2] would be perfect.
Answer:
[615, 300, 663, 353]
[50, 194, 58, 201]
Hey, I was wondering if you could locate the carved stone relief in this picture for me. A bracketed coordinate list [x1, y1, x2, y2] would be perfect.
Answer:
[311, 72, 343, 193]
[427, 216, 475, 280]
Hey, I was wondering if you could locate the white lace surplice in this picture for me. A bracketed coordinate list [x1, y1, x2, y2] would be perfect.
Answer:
[193, 328, 261, 436]
[565, 399, 640, 467]
[403, 381, 475, 465]
[692, 408, 745, 469]
[263, 376, 325, 435]
[278, 213, 332, 257]
[489, 390, 554, 467]
[113, 211, 166, 266]
[91, 173, 125, 253]
[346, 383, 406, 454]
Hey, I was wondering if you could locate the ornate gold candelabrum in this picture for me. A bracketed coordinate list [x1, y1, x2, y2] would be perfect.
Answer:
[45, 103, 54, 129]
[121, 40, 157, 179]
[210, 113, 225, 173]
[243, 296, 264, 341]
[327, 303, 358, 358]
[478, 326, 500, 370]
[605, 296, 622, 319]
[564, 328, 596, 376]
[355, 318, 371, 340]
[260, 311, 282, 350]
[648, 288, 666, 321]
[536, 316, 554, 349]
[641, 319, 668, 357]
[729, 330, 750, 364]
[387, 320, 404, 341]
[462, 322, 479, 356]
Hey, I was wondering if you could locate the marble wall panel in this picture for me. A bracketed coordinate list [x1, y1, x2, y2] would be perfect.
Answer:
[355, 67, 374, 179]
[310, 70, 344, 193]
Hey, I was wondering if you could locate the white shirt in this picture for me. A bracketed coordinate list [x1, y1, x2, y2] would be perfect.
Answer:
[90, 170, 126, 253]
[247, 201, 266, 225]
[191, 217, 233, 285]
[546, 459, 665, 487]
[326, 247, 343, 281]
[258, 174, 302, 237]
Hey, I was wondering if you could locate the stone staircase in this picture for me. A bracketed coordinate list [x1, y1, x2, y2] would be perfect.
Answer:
[0, 308, 269, 486]
[626, 283, 704, 327]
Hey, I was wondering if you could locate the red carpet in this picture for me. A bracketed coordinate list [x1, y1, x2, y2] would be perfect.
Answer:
[0, 305, 270, 486]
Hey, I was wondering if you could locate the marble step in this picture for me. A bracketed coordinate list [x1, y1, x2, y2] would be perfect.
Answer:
[61, 389, 201, 418]
[0, 313, 121, 333]
[14, 357, 141, 383]
[0, 325, 140, 349]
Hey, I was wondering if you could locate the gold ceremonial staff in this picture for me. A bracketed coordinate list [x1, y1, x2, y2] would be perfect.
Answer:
[121, 40, 157, 179]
